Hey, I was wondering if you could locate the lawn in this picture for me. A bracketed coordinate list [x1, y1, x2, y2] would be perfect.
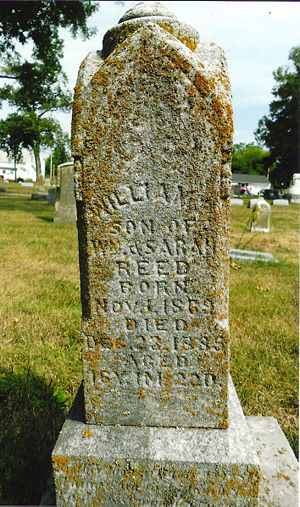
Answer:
[0, 194, 298, 505]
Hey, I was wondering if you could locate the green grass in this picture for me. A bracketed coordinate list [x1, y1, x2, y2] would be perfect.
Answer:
[0, 181, 52, 195]
[0, 195, 298, 504]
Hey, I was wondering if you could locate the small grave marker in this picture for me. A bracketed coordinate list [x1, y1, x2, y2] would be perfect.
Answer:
[273, 199, 289, 206]
[251, 197, 270, 233]
[54, 163, 76, 224]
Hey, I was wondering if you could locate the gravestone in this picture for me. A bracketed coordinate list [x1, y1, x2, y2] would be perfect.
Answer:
[248, 198, 259, 209]
[31, 174, 48, 201]
[47, 187, 57, 206]
[287, 173, 300, 203]
[230, 249, 279, 264]
[52, 3, 262, 504]
[21, 181, 33, 187]
[230, 198, 243, 206]
[53, 162, 76, 224]
[272, 199, 289, 206]
[251, 197, 270, 233]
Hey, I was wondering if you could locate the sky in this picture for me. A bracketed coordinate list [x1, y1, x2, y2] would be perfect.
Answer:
[2, 1, 300, 159]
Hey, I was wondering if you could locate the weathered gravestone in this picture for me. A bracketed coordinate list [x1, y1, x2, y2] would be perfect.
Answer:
[47, 187, 57, 206]
[52, 2, 262, 504]
[272, 199, 289, 206]
[54, 162, 77, 224]
[251, 197, 270, 233]
[230, 198, 243, 206]
[31, 174, 48, 201]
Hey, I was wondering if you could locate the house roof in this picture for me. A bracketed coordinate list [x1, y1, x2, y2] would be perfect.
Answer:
[232, 173, 269, 184]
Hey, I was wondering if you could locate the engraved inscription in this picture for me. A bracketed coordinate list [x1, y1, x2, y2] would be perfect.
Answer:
[97, 183, 199, 214]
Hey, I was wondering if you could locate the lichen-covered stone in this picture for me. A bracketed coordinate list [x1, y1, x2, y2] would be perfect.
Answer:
[72, 2, 233, 429]
[52, 377, 261, 506]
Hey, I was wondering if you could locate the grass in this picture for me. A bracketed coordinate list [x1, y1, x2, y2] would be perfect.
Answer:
[0, 194, 298, 504]
[0, 181, 53, 195]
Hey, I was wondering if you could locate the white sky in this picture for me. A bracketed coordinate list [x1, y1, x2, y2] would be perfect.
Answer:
[1, 1, 300, 158]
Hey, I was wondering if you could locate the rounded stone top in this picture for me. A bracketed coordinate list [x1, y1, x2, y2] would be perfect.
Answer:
[119, 2, 177, 23]
[102, 1, 199, 58]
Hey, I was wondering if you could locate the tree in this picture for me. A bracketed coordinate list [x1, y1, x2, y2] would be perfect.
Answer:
[255, 47, 300, 187]
[0, 58, 72, 179]
[232, 143, 270, 176]
[0, 1, 98, 179]
[0, 1, 97, 72]
[0, 113, 63, 178]
[45, 131, 71, 178]
[0, 114, 24, 180]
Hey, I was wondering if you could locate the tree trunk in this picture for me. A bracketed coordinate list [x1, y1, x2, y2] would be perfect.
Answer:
[33, 146, 41, 181]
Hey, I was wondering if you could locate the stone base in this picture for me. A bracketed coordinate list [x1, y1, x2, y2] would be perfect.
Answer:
[230, 249, 279, 264]
[53, 205, 76, 224]
[251, 226, 270, 233]
[31, 193, 48, 201]
[52, 377, 261, 506]
[247, 416, 298, 507]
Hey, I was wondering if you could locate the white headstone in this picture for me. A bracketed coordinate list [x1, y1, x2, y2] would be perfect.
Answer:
[273, 199, 289, 206]
[251, 197, 270, 233]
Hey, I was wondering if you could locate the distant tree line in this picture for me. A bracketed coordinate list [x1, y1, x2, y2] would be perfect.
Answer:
[231, 143, 270, 176]
[255, 47, 300, 187]
[232, 47, 299, 188]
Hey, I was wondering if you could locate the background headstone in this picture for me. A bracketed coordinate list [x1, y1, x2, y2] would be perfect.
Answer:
[287, 173, 300, 203]
[47, 188, 58, 206]
[230, 198, 243, 206]
[53, 162, 76, 224]
[273, 199, 289, 206]
[248, 198, 259, 208]
[31, 174, 48, 201]
[251, 197, 270, 232]
[230, 249, 279, 264]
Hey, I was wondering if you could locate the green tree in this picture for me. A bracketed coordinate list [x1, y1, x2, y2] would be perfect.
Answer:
[45, 131, 71, 178]
[255, 47, 300, 187]
[0, 60, 72, 179]
[0, 1, 98, 179]
[0, 113, 24, 180]
[0, 1, 97, 71]
[0, 112, 63, 178]
[232, 143, 270, 176]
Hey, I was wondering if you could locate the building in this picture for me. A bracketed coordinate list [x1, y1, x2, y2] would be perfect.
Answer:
[0, 149, 45, 181]
[232, 173, 271, 195]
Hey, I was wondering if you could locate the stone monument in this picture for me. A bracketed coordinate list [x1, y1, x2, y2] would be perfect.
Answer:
[251, 197, 270, 233]
[287, 173, 300, 203]
[52, 3, 263, 504]
[54, 162, 77, 224]
[31, 174, 48, 201]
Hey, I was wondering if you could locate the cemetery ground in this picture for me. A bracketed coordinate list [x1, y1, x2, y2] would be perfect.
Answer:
[0, 194, 298, 505]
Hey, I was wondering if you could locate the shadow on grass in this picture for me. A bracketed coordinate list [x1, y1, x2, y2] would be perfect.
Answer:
[38, 215, 55, 223]
[0, 368, 68, 505]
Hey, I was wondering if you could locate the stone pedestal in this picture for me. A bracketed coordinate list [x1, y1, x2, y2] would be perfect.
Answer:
[53, 377, 260, 506]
